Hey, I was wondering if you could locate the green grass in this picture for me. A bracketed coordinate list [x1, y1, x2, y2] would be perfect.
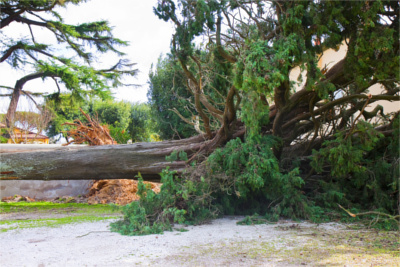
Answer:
[0, 215, 121, 232]
[0, 201, 119, 214]
[0, 201, 123, 232]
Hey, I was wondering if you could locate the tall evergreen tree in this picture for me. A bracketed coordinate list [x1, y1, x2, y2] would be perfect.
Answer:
[148, 55, 197, 139]
[1, 0, 138, 127]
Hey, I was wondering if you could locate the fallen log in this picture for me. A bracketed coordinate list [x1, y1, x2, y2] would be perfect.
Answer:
[0, 135, 208, 182]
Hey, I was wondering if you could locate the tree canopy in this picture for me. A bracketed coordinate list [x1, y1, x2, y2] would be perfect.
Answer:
[1, 0, 138, 127]
[152, 0, 398, 149]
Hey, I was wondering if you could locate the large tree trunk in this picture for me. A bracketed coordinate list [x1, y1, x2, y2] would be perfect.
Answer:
[0, 134, 212, 182]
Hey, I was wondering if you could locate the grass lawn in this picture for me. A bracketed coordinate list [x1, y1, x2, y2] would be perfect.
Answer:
[0, 201, 123, 232]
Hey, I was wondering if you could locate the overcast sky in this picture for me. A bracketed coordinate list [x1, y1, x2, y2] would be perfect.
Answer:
[0, 0, 175, 113]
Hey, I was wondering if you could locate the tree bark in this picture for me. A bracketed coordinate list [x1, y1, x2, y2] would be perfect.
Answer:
[1, 123, 247, 182]
[6, 72, 46, 127]
[0, 134, 210, 182]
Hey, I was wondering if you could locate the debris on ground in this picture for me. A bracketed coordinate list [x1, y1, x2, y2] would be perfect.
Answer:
[51, 196, 88, 204]
[1, 195, 35, 203]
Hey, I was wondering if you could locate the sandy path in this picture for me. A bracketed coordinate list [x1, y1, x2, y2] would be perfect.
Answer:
[0, 217, 398, 266]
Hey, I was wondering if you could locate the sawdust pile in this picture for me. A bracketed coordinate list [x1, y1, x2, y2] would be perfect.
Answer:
[87, 179, 161, 205]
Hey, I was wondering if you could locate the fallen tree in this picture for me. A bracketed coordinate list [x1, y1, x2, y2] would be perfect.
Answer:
[0, 108, 245, 182]
[0, 134, 211, 181]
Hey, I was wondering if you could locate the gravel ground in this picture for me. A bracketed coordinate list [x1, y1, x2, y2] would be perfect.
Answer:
[0, 217, 398, 267]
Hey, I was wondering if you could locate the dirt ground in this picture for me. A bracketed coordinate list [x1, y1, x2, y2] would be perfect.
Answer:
[0, 211, 399, 267]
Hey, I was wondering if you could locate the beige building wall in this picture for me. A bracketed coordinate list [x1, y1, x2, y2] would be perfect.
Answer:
[289, 40, 399, 115]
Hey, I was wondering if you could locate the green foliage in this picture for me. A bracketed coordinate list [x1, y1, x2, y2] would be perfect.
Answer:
[0, 128, 9, 143]
[91, 100, 131, 130]
[311, 118, 399, 216]
[207, 136, 309, 220]
[1, 0, 137, 126]
[129, 103, 159, 142]
[240, 92, 270, 137]
[112, 134, 311, 236]
[90, 99, 132, 144]
[111, 169, 215, 235]
[236, 36, 296, 95]
[108, 125, 131, 144]
[154, 0, 221, 58]
[312, 121, 384, 178]
[45, 93, 90, 141]
[166, 150, 188, 162]
[148, 55, 197, 139]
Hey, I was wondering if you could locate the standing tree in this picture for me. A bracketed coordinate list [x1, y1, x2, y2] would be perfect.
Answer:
[128, 103, 158, 142]
[148, 55, 198, 139]
[13, 108, 53, 142]
[90, 99, 131, 144]
[1, 0, 138, 127]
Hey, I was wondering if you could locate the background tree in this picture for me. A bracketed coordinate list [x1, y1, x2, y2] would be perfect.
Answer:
[129, 103, 160, 142]
[14, 109, 53, 141]
[45, 93, 90, 143]
[90, 99, 132, 144]
[0, 105, 53, 143]
[45, 95, 158, 144]
[1, 0, 138, 127]
[148, 55, 197, 139]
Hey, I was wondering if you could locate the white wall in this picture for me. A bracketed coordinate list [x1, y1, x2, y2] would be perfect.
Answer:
[0, 180, 91, 199]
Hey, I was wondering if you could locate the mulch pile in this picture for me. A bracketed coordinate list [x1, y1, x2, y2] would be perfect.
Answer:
[86, 179, 161, 205]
